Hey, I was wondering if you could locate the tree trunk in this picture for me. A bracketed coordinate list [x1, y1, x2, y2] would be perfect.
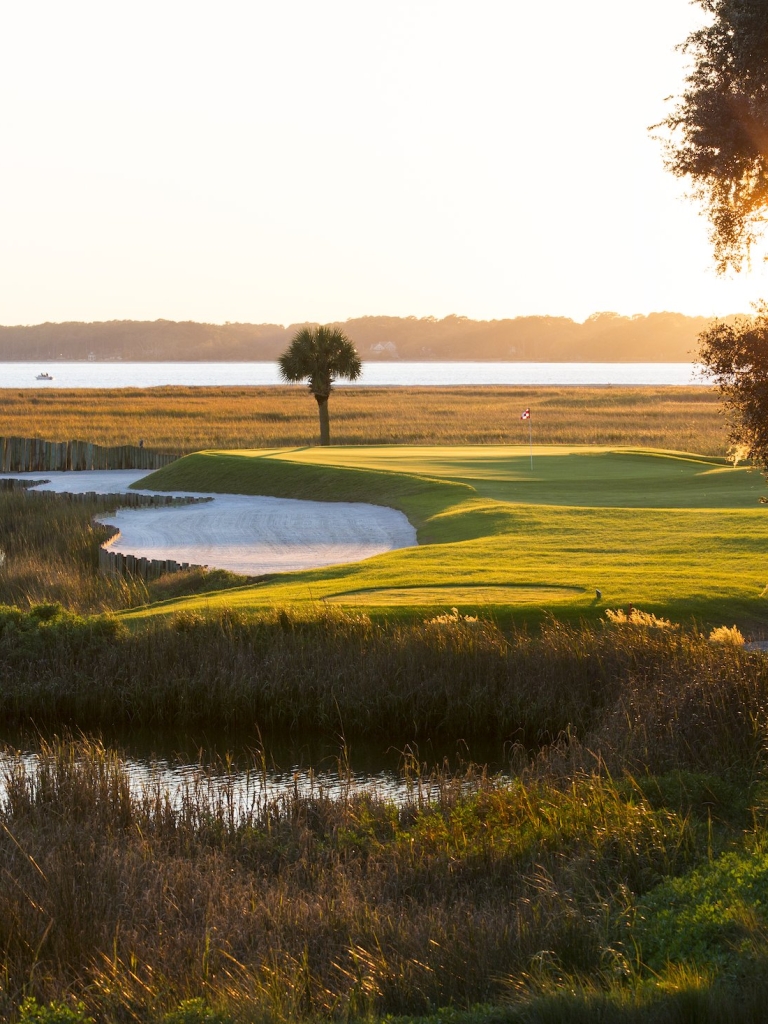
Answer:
[315, 395, 330, 445]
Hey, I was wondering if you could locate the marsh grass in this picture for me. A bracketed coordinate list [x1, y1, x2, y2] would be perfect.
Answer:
[0, 735, 704, 1022]
[0, 490, 251, 614]
[0, 731, 765, 1023]
[0, 609, 767, 1019]
[0, 606, 765, 778]
[0, 386, 728, 453]
[0, 489, 147, 613]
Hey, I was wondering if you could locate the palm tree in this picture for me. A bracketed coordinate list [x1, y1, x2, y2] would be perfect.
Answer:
[278, 325, 362, 445]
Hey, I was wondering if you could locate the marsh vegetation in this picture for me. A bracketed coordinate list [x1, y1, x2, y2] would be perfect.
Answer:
[0, 488, 249, 614]
[0, 385, 728, 454]
[0, 605, 763, 752]
[0, 394, 765, 1020]
[0, 487, 144, 612]
[1, 621, 768, 1023]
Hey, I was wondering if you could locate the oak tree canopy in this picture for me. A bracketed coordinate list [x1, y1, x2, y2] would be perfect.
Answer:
[698, 303, 768, 466]
[660, 0, 768, 272]
[663, 2, 768, 470]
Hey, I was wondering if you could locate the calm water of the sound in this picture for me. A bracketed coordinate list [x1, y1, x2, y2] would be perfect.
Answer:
[4, 361, 705, 388]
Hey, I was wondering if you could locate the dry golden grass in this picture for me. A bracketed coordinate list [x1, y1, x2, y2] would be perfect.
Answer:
[4, 385, 728, 454]
[0, 489, 148, 612]
[0, 734, 704, 1021]
[3, 608, 765, 771]
[0, 489, 251, 614]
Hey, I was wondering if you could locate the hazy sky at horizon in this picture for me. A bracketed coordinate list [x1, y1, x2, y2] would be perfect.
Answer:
[1, 0, 766, 327]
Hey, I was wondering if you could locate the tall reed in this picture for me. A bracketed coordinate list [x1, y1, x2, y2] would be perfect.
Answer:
[0, 489, 250, 614]
[0, 736, 701, 1022]
[0, 489, 146, 613]
[1, 606, 765, 776]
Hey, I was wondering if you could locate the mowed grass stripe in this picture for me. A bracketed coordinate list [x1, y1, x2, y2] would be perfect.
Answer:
[325, 584, 586, 605]
[266, 444, 764, 507]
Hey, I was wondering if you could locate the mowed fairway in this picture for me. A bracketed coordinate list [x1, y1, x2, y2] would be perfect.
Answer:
[125, 444, 768, 628]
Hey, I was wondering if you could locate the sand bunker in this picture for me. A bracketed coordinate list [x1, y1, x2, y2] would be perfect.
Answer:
[2, 471, 417, 575]
[2, 470, 150, 494]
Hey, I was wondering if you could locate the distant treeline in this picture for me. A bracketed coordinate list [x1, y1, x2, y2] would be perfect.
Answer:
[0, 312, 734, 362]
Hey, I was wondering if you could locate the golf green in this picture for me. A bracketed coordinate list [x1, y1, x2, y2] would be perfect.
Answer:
[125, 445, 768, 628]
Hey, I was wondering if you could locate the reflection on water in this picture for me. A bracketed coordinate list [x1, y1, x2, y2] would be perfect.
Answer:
[123, 759, 416, 808]
[0, 729, 516, 811]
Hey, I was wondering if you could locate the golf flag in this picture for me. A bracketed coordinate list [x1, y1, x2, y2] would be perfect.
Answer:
[521, 408, 533, 469]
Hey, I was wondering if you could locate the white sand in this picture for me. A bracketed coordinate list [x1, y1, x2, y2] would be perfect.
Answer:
[1, 471, 417, 575]
[1, 470, 151, 494]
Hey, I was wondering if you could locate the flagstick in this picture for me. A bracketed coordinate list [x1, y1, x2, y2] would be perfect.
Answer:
[529, 417, 533, 471]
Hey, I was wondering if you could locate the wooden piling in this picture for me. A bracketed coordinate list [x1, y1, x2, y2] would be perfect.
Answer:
[99, 548, 207, 580]
[0, 436, 178, 473]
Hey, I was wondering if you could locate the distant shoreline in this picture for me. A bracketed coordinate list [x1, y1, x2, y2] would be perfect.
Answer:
[0, 313, 719, 363]
[0, 358, 700, 366]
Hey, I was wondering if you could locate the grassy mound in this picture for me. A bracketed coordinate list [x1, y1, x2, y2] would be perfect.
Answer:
[256, 443, 765, 507]
[132, 445, 768, 628]
[140, 444, 766, 510]
[137, 448, 473, 538]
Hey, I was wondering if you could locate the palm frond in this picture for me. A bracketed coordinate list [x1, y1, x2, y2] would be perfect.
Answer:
[278, 325, 362, 396]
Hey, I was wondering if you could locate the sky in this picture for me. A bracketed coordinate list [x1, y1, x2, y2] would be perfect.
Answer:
[1, 0, 766, 326]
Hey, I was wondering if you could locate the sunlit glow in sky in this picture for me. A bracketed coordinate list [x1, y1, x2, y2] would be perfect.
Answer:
[0, 0, 764, 326]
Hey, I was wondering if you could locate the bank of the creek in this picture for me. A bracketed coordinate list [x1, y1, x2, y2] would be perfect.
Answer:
[0, 729, 516, 809]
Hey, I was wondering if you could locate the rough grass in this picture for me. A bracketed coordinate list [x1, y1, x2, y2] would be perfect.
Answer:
[2, 603, 765, 1023]
[0, 489, 147, 613]
[0, 737, 721, 1019]
[2, 605, 767, 769]
[0, 385, 728, 452]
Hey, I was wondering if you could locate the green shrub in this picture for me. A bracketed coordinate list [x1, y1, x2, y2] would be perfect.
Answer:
[161, 999, 233, 1024]
[16, 998, 93, 1024]
[634, 848, 768, 972]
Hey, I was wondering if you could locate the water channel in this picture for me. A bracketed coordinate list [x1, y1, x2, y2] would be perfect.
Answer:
[0, 730, 516, 811]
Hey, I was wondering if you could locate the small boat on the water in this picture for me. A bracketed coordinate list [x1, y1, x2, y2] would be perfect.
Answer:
[35, 372, 54, 381]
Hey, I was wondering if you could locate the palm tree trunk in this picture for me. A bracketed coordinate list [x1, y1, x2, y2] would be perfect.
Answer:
[315, 395, 331, 445]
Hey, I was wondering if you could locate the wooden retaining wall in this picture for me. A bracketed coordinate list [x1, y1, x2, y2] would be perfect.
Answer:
[6, 487, 209, 507]
[0, 436, 178, 472]
[98, 548, 207, 581]
[6, 479, 211, 581]
[94, 494, 212, 580]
